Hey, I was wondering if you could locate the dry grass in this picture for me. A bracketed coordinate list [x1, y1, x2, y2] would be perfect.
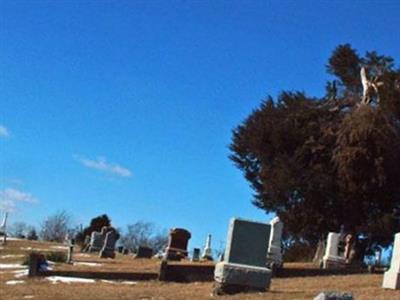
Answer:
[1, 239, 399, 300]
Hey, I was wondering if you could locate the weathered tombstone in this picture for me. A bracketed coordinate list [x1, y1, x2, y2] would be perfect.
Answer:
[192, 248, 200, 262]
[322, 232, 346, 269]
[214, 218, 272, 295]
[66, 239, 75, 264]
[314, 291, 354, 300]
[99, 230, 118, 259]
[201, 234, 213, 261]
[88, 227, 108, 252]
[135, 246, 153, 258]
[164, 228, 191, 261]
[82, 235, 91, 252]
[266, 216, 283, 269]
[382, 232, 400, 289]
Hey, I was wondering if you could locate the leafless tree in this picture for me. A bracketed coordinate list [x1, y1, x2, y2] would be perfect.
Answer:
[10, 222, 28, 238]
[120, 221, 168, 253]
[40, 211, 72, 242]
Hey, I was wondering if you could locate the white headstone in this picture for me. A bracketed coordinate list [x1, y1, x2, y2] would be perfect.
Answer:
[201, 234, 213, 260]
[0, 212, 8, 230]
[322, 232, 346, 269]
[266, 216, 283, 267]
[383, 232, 400, 289]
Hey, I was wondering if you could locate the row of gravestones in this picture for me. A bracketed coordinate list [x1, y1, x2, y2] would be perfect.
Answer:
[82, 226, 119, 258]
[312, 229, 400, 291]
[215, 218, 400, 295]
[79, 218, 400, 293]
[160, 217, 284, 294]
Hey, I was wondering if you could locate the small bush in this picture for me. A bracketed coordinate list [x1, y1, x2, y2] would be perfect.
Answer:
[46, 251, 67, 263]
[27, 229, 38, 240]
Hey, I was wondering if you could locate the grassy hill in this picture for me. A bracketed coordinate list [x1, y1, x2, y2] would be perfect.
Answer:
[0, 239, 398, 299]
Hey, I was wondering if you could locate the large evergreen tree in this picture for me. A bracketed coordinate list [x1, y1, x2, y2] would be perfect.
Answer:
[230, 44, 400, 254]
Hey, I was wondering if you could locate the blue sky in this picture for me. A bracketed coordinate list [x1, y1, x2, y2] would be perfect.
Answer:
[1, 0, 399, 250]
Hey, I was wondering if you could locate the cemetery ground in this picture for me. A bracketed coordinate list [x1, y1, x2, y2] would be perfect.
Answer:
[0, 239, 399, 300]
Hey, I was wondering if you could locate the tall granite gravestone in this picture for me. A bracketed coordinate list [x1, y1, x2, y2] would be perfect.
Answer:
[201, 234, 213, 261]
[100, 230, 118, 259]
[383, 232, 400, 289]
[135, 246, 153, 258]
[214, 218, 272, 295]
[266, 216, 283, 269]
[164, 228, 191, 260]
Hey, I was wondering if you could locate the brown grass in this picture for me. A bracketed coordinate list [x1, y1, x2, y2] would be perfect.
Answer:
[1, 239, 399, 300]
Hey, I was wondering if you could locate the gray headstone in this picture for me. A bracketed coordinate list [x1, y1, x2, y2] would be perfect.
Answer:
[266, 216, 283, 268]
[314, 292, 354, 300]
[214, 218, 272, 294]
[192, 248, 200, 262]
[224, 218, 271, 267]
[89, 231, 106, 252]
[100, 231, 117, 259]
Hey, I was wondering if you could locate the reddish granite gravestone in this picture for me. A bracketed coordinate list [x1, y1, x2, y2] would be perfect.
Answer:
[165, 228, 191, 260]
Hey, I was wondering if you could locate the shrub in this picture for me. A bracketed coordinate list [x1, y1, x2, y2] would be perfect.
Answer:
[46, 251, 67, 263]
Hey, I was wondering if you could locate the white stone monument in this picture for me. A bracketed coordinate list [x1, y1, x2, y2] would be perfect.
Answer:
[382, 232, 400, 289]
[0, 212, 8, 243]
[201, 234, 213, 260]
[322, 232, 346, 269]
[266, 216, 283, 268]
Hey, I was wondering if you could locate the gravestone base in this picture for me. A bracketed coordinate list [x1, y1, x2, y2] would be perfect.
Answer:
[201, 254, 214, 261]
[314, 291, 354, 300]
[165, 247, 188, 261]
[382, 271, 400, 289]
[99, 250, 116, 259]
[323, 256, 346, 269]
[214, 262, 271, 294]
[88, 246, 102, 253]
[213, 282, 265, 295]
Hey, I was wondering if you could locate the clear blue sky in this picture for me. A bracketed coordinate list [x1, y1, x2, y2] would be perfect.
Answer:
[1, 0, 399, 250]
